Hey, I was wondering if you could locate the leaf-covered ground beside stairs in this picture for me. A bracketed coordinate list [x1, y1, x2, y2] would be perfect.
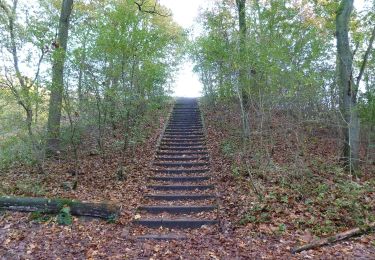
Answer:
[0, 102, 374, 259]
[202, 101, 375, 259]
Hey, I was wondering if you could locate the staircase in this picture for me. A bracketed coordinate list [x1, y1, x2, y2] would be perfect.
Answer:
[133, 98, 218, 240]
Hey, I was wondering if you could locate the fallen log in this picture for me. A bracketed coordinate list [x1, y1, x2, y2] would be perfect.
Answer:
[0, 196, 119, 219]
[292, 222, 375, 254]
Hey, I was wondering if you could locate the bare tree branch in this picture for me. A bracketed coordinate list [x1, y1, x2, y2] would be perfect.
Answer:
[1, 0, 27, 89]
[30, 49, 46, 88]
[356, 25, 375, 87]
[134, 0, 170, 17]
[352, 41, 360, 59]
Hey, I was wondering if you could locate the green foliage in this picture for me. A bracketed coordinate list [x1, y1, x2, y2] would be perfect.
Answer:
[197, 0, 375, 240]
[238, 213, 256, 225]
[59, 122, 84, 150]
[0, 89, 46, 170]
[191, 0, 334, 107]
[239, 204, 271, 225]
[221, 139, 236, 158]
[0, 0, 183, 172]
[313, 219, 336, 235]
[315, 183, 329, 201]
[302, 178, 374, 235]
[57, 206, 73, 226]
[278, 223, 286, 234]
[333, 180, 373, 226]
[231, 165, 241, 177]
[0, 135, 35, 170]
[55, 198, 75, 209]
[359, 90, 375, 126]
[29, 211, 51, 223]
[15, 181, 45, 196]
[106, 214, 117, 224]
[0, 178, 45, 196]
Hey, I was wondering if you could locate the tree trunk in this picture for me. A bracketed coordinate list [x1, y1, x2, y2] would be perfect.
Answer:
[236, 0, 250, 137]
[336, 0, 359, 172]
[0, 196, 119, 219]
[77, 37, 87, 112]
[46, 0, 74, 155]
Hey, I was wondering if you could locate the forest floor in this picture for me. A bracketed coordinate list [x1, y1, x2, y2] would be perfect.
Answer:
[0, 101, 374, 259]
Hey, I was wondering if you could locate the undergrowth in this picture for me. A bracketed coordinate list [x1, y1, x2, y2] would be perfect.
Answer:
[203, 101, 375, 237]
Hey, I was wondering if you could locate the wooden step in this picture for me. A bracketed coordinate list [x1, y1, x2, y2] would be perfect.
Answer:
[161, 141, 205, 145]
[169, 121, 200, 123]
[157, 151, 208, 155]
[169, 119, 202, 122]
[147, 185, 214, 191]
[168, 124, 201, 127]
[170, 114, 200, 116]
[163, 134, 204, 138]
[159, 142, 206, 147]
[167, 126, 202, 129]
[168, 124, 202, 127]
[152, 169, 209, 174]
[164, 130, 203, 134]
[145, 194, 215, 201]
[164, 133, 204, 136]
[153, 162, 209, 167]
[134, 218, 218, 228]
[162, 136, 203, 139]
[136, 234, 187, 240]
[165, 128, 202, 130]
[138, 205, 216, 214]
[159, 147, 207, 151]
[149, 176, 210, 182]
[173, 108, 199, 110]
[162, 138, 204, 141]
[160, 143, 205, 147]
[166, 129, 202, 132]
[155, 156, 209, 161]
